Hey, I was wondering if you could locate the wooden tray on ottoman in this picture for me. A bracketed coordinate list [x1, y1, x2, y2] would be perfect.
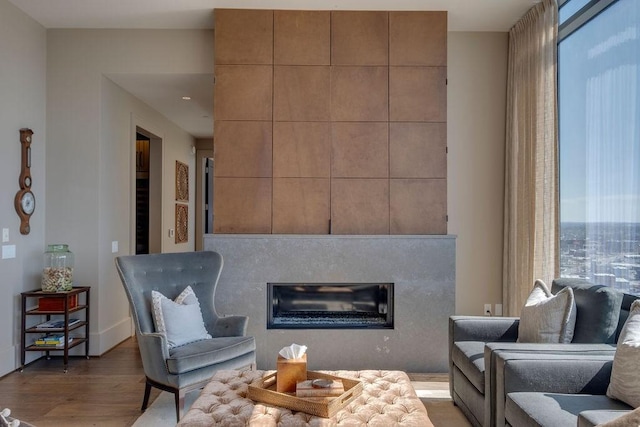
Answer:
[247, 370, 363, 418]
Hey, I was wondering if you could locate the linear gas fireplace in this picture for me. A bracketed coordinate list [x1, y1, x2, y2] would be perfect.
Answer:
[267, 283, 394, 329]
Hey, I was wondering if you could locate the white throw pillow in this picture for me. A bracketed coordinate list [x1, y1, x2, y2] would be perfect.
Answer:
[151, 285, 211, 349]
[517, 279, 577, 343]
[607, 299, 640, 408]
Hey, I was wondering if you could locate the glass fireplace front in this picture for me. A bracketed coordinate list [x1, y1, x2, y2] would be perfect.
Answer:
[267, 283, 394, 329]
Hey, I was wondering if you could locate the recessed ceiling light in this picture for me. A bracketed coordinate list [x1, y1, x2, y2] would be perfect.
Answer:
[182, 96, 191, 100]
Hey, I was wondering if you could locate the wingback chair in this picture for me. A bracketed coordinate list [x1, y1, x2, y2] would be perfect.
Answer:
[115, 251, 256, 421]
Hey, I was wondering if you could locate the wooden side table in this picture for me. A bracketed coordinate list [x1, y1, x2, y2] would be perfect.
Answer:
[20, 286, 90, 372]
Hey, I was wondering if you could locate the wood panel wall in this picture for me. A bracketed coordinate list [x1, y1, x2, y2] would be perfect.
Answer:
[213, 9, 447, 235]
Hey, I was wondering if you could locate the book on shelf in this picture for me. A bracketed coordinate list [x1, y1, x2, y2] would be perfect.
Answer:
[33, 336, 73, 347]
[35, 318, 81, 329]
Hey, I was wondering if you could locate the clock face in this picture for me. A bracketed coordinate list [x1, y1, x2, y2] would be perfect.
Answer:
[21, 191, 35, 215]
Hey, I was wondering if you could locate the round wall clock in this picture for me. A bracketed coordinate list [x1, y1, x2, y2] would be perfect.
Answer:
[15, 128, 34, 234]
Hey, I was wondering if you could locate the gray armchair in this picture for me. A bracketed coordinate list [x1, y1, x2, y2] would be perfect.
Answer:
[115, 251, 256, 421]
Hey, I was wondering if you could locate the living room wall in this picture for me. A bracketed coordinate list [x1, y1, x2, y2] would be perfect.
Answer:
[0, 0, 46, 375]
[46, 29, 212, 355]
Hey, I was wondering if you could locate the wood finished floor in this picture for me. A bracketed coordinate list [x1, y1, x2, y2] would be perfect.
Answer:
[0, 338, 461, 426]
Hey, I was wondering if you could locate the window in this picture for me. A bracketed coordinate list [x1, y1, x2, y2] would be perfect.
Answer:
[559, 0, 640, 294]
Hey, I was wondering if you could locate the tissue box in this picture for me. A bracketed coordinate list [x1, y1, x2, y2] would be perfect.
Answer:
[276, 353, 307, 393]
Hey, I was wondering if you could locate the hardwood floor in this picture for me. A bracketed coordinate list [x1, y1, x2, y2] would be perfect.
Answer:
[0, 338, 466, 426]
[0, 337, 159, 427]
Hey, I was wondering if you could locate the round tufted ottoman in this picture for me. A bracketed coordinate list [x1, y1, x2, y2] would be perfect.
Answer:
[177, 369, 433, 426]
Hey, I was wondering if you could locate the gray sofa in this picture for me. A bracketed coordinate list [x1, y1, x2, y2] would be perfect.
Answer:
[449, 279, 637, 427]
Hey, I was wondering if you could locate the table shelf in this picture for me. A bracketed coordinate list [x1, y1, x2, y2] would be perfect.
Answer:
[20, 286, 90, 373]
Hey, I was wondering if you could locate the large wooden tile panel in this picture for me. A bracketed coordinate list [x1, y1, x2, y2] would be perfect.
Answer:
[389, 67, 447, 122]
[331, 67, 388, 122]
[389, 12, 447, 66]
[213, 178, 272, 233]
[390, 122, 446, 178]
[331, 122, 389, 178]
[214, 65, 272, 121]
[213, 9, 447, 236]
[273, 178, 330, 234]
[390, 179, 447, 234]
[215, 9, 273, 65]
[214, 121, 272, 177]
[273, 122, 331, 178]
[274, 66, 330, 121]
[274, 11, 330, 65]
[331, 11, 388, 65]
[331, 179, 389, 234]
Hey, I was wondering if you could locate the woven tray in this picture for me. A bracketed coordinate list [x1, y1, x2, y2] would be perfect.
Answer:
[247, 371, 363, 418]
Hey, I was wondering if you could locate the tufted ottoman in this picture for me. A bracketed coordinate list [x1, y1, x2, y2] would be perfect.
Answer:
[178, 369, 433, 426]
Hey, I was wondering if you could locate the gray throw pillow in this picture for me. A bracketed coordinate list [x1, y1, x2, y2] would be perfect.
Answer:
[518, 279, 577, 343]
[607, 299, 640, 408]
[151, 285, 211, 349]
[552, 278, 623, 343]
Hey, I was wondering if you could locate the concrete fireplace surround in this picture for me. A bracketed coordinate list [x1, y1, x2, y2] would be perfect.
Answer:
[204, 234, 455, 372]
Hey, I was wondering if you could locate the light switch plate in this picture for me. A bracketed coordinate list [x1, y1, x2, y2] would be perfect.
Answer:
[2, 229, 8, 243]
[2, 245, 16, 259]
[111, 241, 118, 253]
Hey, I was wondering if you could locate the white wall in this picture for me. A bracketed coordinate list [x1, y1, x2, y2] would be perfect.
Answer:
[0, 0, 47, 374]
[46, 29, 213, 356]
[448, 32, 508, 315]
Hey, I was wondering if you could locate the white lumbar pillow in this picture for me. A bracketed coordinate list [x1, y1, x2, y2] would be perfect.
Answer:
[607, 299, 640, 408]
[517, 279, 577, 343]
[151, 285, 211, 349]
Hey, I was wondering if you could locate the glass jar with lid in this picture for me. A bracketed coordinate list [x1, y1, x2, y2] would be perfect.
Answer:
[42, 244, 74, 292]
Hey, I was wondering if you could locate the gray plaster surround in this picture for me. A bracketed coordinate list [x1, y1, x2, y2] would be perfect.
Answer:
[204, 234, 456, 372]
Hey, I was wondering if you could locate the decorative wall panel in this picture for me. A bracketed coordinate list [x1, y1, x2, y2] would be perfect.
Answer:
[214, 9, 447, 235]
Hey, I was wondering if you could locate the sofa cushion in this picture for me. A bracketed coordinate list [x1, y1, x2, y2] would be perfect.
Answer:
[506, 392, 631, 427]
[518, 279, 577, 343]
[452, 341, 485, 394]
[167, 335, 256, 374]
[578, 408, 637, 427]
[607, 300, 640, 408]
[552, 278, 623, 344]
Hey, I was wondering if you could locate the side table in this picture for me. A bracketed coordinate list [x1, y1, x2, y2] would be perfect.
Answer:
[20, 286, 90, 372]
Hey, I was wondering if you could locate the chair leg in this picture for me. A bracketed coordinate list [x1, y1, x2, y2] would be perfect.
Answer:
[141, 380, 152, 411]
[175, 390, 186, 422]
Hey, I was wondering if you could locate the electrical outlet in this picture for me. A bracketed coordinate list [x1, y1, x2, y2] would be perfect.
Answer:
[495, 303, 503, 316]
[111, 241, 118, 253]
[168, 229, 175, 238]
[484, 303, 492, 316]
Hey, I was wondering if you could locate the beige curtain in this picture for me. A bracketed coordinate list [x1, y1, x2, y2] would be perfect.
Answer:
[503, 0, 559, 317]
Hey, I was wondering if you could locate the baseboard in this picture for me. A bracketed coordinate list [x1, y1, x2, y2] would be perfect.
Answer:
[91, 316, 132, 355]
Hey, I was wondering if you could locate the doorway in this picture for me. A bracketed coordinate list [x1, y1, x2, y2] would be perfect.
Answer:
[135, 126, 162, 254]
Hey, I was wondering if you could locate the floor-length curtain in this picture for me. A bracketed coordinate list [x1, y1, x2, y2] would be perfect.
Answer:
[503, 0, 559, 316]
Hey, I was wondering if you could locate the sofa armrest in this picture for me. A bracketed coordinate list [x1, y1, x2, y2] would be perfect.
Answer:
[494, 353, 614, 427]
[449, 316, 520, 399]
[449, 316, 520, 343]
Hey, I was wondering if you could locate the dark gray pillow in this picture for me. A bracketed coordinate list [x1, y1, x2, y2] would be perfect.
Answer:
[552, 278, 623, 344]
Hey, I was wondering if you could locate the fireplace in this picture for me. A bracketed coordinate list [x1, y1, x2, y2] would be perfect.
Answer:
[267, 283, 394, 329]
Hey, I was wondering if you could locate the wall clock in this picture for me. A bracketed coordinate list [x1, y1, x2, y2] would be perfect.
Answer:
[15, 128, 34, 235]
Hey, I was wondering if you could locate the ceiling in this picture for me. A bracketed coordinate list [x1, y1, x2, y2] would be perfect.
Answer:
[9, 0, 539, 138]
